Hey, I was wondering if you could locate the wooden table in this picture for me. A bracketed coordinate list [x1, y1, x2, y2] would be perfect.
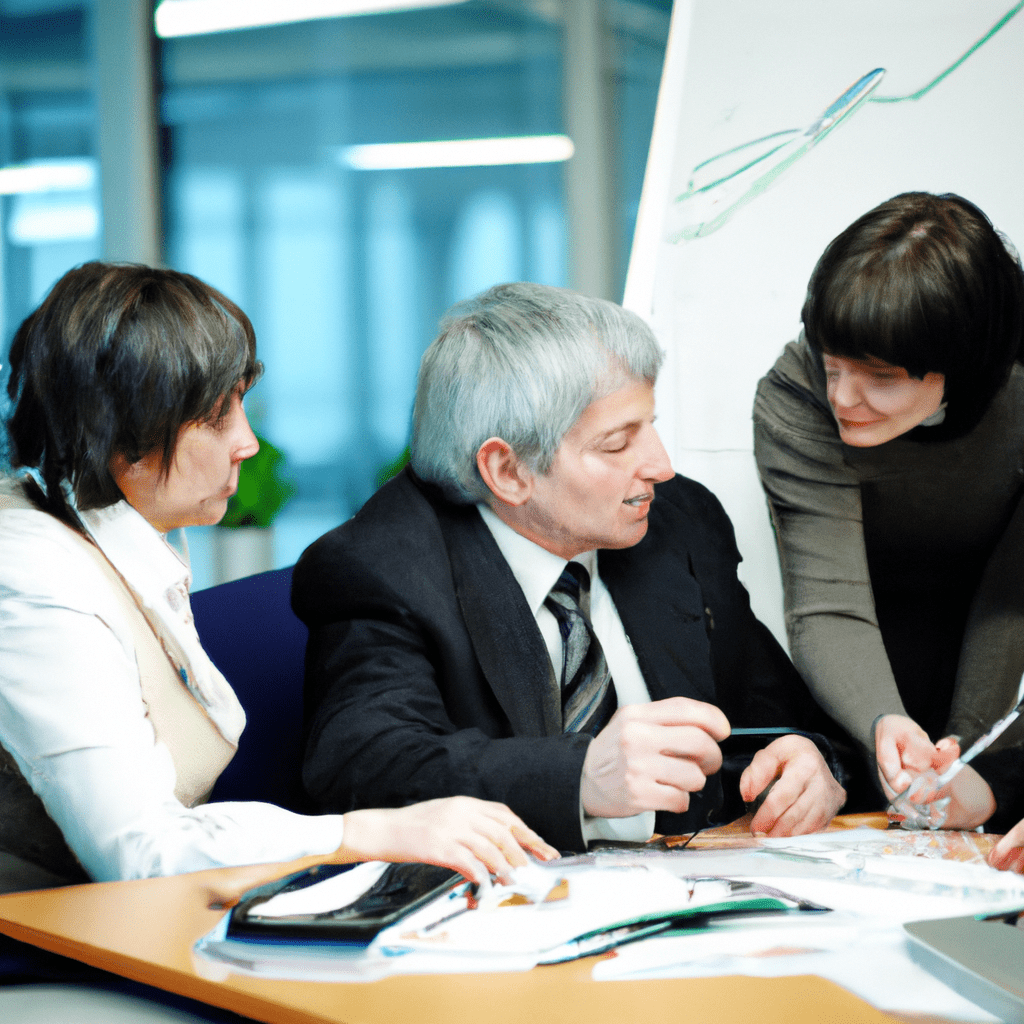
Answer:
[0, 814, 995, 1024]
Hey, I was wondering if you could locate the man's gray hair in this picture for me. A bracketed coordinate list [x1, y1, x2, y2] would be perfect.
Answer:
[411, 282, 664, 504]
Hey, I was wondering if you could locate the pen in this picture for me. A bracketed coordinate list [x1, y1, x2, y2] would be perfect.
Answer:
[933, 696, 1024, 787]
[421, 882, 479, 933]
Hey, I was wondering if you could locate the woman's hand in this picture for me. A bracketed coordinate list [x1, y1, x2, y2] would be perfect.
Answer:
[877, 716, 995, 830]
[940, 764, 995, 830]
[336, 797, 559, 884]
[989, 817, 1024, 873]
[874, 714, 958, 798]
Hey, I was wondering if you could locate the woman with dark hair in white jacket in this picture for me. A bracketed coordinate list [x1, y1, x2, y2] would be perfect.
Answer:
[0, 261, 556, 892]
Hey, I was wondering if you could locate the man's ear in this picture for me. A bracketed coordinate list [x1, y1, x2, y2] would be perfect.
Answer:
[476, 437, 533, 507]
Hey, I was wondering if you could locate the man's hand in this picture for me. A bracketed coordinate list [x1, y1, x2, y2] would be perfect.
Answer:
[580, 697, 730, 819]
[739, 735, 846, 836]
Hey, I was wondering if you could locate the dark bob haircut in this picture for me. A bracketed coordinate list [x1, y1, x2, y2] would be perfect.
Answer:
[5, 262, 260, 529]
[802, 192, 1024, 438]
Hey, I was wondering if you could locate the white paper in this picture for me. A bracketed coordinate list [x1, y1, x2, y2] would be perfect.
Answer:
[594, 918, 999, 1022]
[376, 865, 738, 957]
[586, 830, 1024, 1021]
[251, 861, 390, 918]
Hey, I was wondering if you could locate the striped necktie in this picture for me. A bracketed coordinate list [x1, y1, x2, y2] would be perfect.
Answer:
[544, 561, 616, 735]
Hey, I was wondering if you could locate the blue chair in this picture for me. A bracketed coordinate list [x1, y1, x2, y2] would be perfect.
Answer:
[191, 566, 311, 813]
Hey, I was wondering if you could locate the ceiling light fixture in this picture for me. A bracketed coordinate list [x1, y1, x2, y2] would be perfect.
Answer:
[0, 159, 96, 196]
[338, 135, 575, 170]
[154, 0, 468, 38]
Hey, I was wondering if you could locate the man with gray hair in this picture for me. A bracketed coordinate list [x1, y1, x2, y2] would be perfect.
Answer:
[294, 283, 848, 851]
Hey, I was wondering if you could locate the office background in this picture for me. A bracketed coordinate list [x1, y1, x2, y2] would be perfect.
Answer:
[0, 0, 671, 587]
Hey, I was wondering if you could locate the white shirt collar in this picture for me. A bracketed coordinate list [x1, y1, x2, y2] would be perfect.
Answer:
[477, 503, 597, 611]
[81, 500, 192, 608]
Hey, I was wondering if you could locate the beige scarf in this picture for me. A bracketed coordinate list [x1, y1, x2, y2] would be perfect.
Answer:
[69, 527, 236, 806]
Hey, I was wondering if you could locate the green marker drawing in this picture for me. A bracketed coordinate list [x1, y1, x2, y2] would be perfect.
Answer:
[668, 2, 1023, 243]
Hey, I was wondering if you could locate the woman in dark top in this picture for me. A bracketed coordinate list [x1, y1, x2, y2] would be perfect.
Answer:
[754, 192, 1024, 848]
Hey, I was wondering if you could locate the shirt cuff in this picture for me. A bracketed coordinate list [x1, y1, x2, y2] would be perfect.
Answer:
[580, 798, 655, 844]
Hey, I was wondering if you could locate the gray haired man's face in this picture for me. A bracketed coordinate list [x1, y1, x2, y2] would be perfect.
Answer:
[521, 380, 674, 560]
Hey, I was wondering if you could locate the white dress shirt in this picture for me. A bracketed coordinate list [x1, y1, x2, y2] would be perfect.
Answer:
[0, 477, 344, 882]
[478, 505, 656, 842]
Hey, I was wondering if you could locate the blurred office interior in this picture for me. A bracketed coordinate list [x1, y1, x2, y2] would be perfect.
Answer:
[0, 0, 671, 586]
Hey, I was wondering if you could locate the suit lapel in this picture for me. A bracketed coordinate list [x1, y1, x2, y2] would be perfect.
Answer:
[600, 510, 718, 706]
[433, 498, 561, 737]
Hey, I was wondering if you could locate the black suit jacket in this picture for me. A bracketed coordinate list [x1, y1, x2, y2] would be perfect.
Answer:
[293, 470, 845, 851]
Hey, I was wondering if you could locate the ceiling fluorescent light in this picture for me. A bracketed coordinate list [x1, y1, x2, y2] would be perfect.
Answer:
[0, 159, 96, 196]
[9, 203, 99, 245]
[154, 0, 467, 37]
[339, 135, 576, 170]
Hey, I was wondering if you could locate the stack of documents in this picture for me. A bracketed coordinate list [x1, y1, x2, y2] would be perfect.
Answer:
[195, 856, 822, 981]
[193, 827, 1024, 1021]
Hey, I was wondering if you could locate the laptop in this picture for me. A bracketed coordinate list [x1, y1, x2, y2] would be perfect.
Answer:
[906, 909, 1024, 1023]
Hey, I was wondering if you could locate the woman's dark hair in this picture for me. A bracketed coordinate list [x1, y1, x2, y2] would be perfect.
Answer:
[802, 192, 1024, 437]
[5, 262, 260, 529]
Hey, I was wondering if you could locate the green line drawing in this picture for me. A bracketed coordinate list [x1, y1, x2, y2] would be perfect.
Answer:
[668, 2, 1023, 243]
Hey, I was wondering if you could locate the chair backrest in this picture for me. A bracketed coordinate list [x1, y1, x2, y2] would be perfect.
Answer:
[190, 565, 311, 812]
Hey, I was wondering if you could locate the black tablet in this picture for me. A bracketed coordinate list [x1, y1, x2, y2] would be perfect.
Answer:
[227, 861, 463, 943]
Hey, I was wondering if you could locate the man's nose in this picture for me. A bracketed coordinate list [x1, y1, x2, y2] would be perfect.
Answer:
[642, 424, 674, 482]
